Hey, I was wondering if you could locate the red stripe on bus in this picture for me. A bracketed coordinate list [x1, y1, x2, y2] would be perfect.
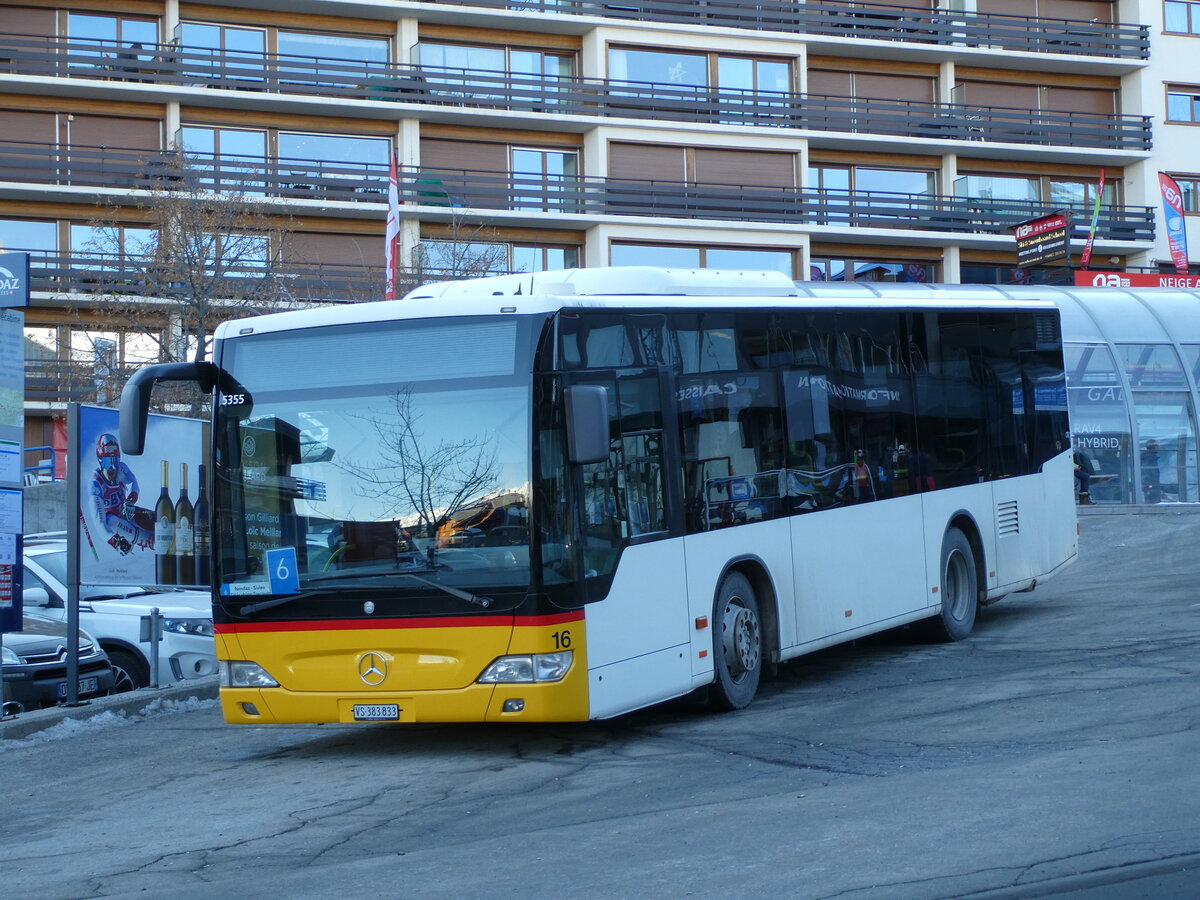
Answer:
[216, 610, 583, 634]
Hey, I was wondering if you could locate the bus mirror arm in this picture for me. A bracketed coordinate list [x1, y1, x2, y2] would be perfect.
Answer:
[119, 361, 219, 455]
[564, 385, 610, 465]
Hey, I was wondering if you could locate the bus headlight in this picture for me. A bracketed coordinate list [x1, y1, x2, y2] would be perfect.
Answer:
[477, 651, 573, 684]
[220, 660, 279, 688]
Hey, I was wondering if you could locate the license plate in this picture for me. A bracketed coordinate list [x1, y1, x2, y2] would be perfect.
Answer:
[57, 677, 99, 699]
[353, 703, 400, 721]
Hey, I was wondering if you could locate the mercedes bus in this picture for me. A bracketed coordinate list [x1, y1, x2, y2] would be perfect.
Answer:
[120, 267, 1078, 724]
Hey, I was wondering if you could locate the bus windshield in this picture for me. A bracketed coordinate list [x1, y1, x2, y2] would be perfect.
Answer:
[213, 315, 537, 614]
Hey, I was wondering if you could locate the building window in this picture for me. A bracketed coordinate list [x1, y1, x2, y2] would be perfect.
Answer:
[610, 243, 795, 276]
[68, 13, 158, 47]
[416, 43, 574, 79]
[511, 148, 578, 211]
[513, 245, 579, 272]
[0, 218, 57, 253]
[1166, 1, 1200, 34]
[277, 32, 388, 65]
[808, 259, 935, 283]
[1167, 88, 1200, 122]
[608, 47, 791, 93]
[955, 174, 1116, 208]
[1172, 176, 1200, 212]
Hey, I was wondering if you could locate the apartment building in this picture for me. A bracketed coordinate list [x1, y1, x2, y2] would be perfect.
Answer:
[0, 0, 1189, 454]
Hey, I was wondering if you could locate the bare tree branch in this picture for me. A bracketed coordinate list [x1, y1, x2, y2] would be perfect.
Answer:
[342, 388, 500, 541]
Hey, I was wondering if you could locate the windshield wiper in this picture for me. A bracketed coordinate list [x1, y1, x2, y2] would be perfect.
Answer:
[239, 591, 316, 617]
[239, 567, 494, 611]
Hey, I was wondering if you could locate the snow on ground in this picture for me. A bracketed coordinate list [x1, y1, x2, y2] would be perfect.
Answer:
[1, 696, 220, 747]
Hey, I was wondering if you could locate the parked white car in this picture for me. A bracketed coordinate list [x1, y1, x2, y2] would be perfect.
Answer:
[21, 534, 217, 693]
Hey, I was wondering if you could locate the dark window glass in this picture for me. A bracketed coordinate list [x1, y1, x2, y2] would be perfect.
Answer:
[679, 369, 784, 532]
[909, 312, 986, 490]
[979, 313, 1031, 478]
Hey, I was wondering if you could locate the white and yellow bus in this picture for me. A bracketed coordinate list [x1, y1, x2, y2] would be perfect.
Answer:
[120, 267, 1078, 724]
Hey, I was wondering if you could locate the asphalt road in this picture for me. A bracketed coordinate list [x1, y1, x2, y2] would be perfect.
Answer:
[2, 510, 1198, 900]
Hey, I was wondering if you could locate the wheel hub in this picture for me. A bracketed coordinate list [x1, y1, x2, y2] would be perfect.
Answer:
[722, 603, 761, 679]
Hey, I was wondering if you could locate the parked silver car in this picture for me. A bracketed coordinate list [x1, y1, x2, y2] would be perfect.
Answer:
[2, 613, 115, 714]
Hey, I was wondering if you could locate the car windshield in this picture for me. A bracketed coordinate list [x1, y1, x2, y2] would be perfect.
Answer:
[214, 315, 538, 612]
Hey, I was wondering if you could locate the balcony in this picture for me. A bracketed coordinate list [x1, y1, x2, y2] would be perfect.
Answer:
[0, 35, 1152, 153]
[0, 141, 1155, 245]
[424, 0, 1149, 60]
[10, 249, 385, 304]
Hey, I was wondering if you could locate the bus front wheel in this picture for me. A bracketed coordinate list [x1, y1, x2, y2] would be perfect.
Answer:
[930, 528, 978, 642]
[709, 572, 762, 711]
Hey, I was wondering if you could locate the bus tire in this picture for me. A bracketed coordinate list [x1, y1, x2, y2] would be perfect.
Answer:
[930, 528, 978, 642]
[709, 572, 762, 711]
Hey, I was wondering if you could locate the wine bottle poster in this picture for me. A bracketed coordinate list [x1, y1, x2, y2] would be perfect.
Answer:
[75, 404, 207, 587]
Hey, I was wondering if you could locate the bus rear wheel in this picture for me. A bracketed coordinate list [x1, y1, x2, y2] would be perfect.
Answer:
[709, 572, 762, 711]
[929, 528, 978, 642]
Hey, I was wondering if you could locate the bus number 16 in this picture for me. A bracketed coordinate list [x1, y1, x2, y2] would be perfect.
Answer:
[552, 630, 572, 650]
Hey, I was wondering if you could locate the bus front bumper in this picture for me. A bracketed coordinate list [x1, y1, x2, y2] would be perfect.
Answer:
[219, 673, 589, 724]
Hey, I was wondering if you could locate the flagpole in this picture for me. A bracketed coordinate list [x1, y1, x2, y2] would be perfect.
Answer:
[1079, 168, 1104, 270]
[385, 149, 400, 300]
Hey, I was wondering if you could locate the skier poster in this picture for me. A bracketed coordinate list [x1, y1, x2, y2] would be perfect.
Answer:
[75, 405, 207, 586]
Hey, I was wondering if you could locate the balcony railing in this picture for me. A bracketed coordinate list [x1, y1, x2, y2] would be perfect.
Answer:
[9, 249, 385, 303]
[0, 35, 1152, 151]
[427, 0, 1149, 60]
[25, 358, 132, 403]
[0, 141, 1156, 243]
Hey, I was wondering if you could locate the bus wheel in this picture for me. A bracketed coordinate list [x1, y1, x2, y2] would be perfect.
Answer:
[931, 528, 978, 642]
[709, 572, 762, 711]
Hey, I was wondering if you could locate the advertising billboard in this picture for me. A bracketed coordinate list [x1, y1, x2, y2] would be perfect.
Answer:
[1159, 173, 1191, 275]
[76, 405, 208, 587]
[1012, 212, 1072, 268]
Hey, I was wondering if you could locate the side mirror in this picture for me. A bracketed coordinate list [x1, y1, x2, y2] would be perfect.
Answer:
[22, 587, 51, 609]
[120, 362, 219, 455]
[564, 385, 610, 465]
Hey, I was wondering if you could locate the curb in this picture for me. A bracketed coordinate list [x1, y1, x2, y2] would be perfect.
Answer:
[1078, 504, 1200, 516]
[1, 675, 219, 741]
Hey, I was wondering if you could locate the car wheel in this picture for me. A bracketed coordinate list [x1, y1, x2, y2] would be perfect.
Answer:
[709, 571, 762, 711]
[107, 648, 149, 693]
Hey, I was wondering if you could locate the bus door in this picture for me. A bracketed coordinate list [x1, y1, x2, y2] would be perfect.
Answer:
[565, 367, 691, 699]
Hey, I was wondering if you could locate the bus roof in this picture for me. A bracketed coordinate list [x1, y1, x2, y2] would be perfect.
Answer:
[215, 268, 1065, 340]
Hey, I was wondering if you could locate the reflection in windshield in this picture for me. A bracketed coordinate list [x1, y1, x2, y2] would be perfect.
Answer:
[215, 317, 534, 605]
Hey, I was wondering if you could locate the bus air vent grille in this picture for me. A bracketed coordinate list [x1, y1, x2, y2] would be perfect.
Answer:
[1033, 313, 1061, 348]
[996, 500, 1020, 536]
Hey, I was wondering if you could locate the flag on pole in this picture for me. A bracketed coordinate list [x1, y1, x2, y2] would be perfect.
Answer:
[1079, 168, 1104, 269]
[1159, 172, 1191, 275]
[385, 149, 400, 300]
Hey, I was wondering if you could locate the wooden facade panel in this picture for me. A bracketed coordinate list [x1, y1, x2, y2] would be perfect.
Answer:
[608, 143, 684, 183]
[1038, 1, 1113, 23]
[419, 139, 507, 173]
[976, 0, 1037, 15]
[2, 7, 56, 36]
[0, 109, 55, 143]
[693, 149, 794, 188]
[1043, 86, 1115, 115]
[808, 70, 852, 96]
[856, 74, 934, 103]
[284, 232, 382, 266]
[961, 81, 1039, 110]
[66, 115, 162, 151]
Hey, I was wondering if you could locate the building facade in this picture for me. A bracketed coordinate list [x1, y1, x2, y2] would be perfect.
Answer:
[0, 0, 1193, 461]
